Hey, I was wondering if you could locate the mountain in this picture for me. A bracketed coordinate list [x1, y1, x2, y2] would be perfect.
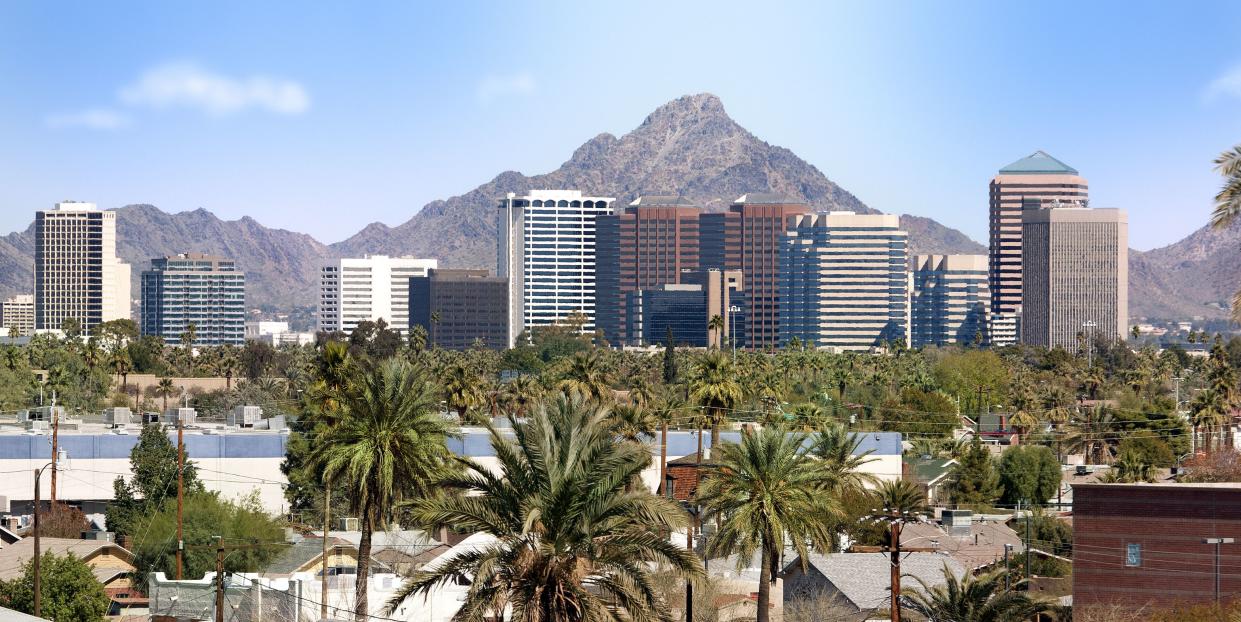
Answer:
[0, 93, 990, 312]
[1129, 221, 1241, 320]
[331, 93, 981, 265]
[0, 205, 334, 310]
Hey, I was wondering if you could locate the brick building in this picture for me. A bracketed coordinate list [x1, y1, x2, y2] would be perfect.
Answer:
[1073, 483, 1241, 611]
[409, 269, 509, 350]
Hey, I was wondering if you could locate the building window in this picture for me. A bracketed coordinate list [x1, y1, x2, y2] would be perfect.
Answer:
[1125, 543, 1141, 567]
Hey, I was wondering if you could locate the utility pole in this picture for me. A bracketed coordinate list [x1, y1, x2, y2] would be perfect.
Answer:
[32, 468, 41, 619]
[1083, 320, 1097, 368]
[49, 392, 58, 503]
[1023, 501, 1031, 586]
[1203, 538, 1235, 604]
[176, 408, 185, 580]
[215, 539, 225, 622]
[1004, 544, 1013, 590]
[321, 479, 331, 622]
[889, 520, 902, 622]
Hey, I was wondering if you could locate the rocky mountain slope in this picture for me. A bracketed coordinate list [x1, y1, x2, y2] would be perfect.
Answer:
[0, 205, 334, 310]
[1129, 220, 1241, 320]
[331, 93, 979, 266]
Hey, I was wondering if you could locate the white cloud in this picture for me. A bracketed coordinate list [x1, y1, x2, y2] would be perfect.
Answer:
[44, 108, 131, 130]
[1205, 65, 1241, 102]
[118, 62, 310, 115]
[476, 72, 536, 104]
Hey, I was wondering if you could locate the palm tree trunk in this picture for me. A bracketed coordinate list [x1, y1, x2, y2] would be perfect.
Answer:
[710, 407, 721, 455]
[659, 422, 668, 494]
[354, 498, 372, 622]
[757, 541, 773, 622]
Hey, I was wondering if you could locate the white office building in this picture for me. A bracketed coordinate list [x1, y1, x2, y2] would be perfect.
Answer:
[910, 255, 992, 347]
[779, 212, 909, 351]
[35, 201, 131, 332]
[497, 190, 615, 346]
[318, 255, 437, 336]
[0, 295, 35, 337]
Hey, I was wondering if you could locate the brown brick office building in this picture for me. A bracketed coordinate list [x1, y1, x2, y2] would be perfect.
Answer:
[1073, 483, 1241, 611]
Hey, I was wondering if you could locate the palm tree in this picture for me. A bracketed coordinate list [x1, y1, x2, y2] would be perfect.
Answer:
[809, 423, 879, 494]
[697, 425, 839, 622]
[156, 377, 176, 412]
[313, 358, 457, 622]
[688, 349, 742, 451]
[707, 313, 725, 347]
[441, 362, 485, 423]
[1211, 145, 1241, 321]
[1064, 406, 1120, 464]
[499, 374, 544, 419]
[387, 394, 701, 622]
[110, 347, 133, 397]
[557, 350, 612, 403]
[1191, 387, 1230, 453]
[902, 566, 1052, 622]
[216, 345, 239, 390]
[607, 403, 657, 443]
[873, 479, 928, 517]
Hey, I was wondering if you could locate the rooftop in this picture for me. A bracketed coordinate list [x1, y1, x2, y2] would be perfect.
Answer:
[998, 150, 1078, 175]
[732, 192, 801, 205]
[785, 552, 964, 610]
[628, 195, 698, 208]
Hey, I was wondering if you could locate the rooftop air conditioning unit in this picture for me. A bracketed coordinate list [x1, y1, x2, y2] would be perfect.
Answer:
[337, 517, 360, 532]
[103, 407, 132, 426]
[227, 405, 263, 428]
[162, 408, 197, 426]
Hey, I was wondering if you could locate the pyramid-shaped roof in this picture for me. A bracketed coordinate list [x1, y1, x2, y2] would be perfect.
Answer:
[998, 150, 1078, 175]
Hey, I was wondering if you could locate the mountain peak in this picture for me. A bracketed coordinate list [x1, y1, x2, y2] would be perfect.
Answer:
[641, 93, 729, 127]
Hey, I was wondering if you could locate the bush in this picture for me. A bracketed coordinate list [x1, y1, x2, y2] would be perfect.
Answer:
[998, 445, 1060, 506]
[0, 552, 109, 621]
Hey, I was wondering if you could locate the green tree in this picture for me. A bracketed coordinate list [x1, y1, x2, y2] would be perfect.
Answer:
[107, 423, 204, 540]
[662, 326, 678, 386]
[441, 362, 485, 422]
[0, 552, 110, 621]
[313, 358, 458, 622]
[556, 350, 612, 403]
[998, 445, 1060, 507]
[698, 425, 838, 622]
[949, 437, 1002, 509]
[387, 394, 701, 621]
[130, 492, 285, 589]
[902, 566, 1052, 622]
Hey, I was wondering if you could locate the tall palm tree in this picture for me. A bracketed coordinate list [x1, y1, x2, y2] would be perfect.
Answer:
[441, 362, 485, 423]
[1191, 387, 1230, 453]
[387, 394, 701, 622]
[902, 566, 1051, 622]
[697, 425, 839, 622]
[1064, 406, 1120, 464]
[707, 314, 725, 347]
[499, 374, 544, 419]
[688, 349, 742, 451]
[155, 377, 176, 412]
[607, 403, 657, 443]
[809, 423, 879, 494]
[557, 350, 612, 403]
[1211, 144, 1241, 321]
[313, 358, 458, 622]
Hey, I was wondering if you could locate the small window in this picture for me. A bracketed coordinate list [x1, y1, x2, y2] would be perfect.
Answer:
[1125, 543, 1141, 567]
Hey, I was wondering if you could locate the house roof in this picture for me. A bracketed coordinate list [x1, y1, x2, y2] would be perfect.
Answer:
[264, 536, 356, 575]
[905, 457, 957, 485]
[785, 552, 964, 611]
[998, 151, 1078, 175]
[900, 520, 1024, 570]
[0, 606, 49, 622]
[0, 538, 134, 581]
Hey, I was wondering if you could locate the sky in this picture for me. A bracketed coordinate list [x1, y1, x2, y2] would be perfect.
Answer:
[3, 2, 1241, 251]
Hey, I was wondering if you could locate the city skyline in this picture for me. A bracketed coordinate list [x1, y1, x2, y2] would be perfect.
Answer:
[3, 2, 1241, 251]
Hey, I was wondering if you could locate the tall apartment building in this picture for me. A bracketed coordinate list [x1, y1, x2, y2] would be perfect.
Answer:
[1020, 206, 1127, 350]
[0, 295, 35, 337]
[595, 195, 701, 345]
[35, 202, 131, 333]
[318, 256, 437, 336]
[409, 269, 509, 350]
[989, 152, 1088, 345]
[140, 253, 246, 346]
[497, 190, 615, 346]
[700, 194, 809, 350]
[910, 255, 991, 348]
[779, 212, 909, 351]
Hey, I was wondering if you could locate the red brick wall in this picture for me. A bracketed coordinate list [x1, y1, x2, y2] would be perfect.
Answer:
[1073, 484, 1241, 609]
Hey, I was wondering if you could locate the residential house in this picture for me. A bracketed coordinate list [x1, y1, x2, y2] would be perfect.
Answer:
[903, 456, 957, 505]
[783, 552, 965, 621]
[0, 537, 146, 618]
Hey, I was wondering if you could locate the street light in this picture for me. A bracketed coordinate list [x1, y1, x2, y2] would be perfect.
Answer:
[728, 305, 741, 361]
[1203, 537, 1235, 604]
[33, 448, 68, 619]
[1082, 320, 1098, 367]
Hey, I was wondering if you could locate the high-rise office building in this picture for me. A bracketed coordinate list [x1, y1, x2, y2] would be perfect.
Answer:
[595, 195, 701, 345]
[140, 253, 246, 346]
[34, 201, 131, 333]
[910, 255, 991, 348]
[318, 255, 437, 336]
[779, 212, 908, 351]
[700, 193, 809, 349]
[988, 151, 1088, 345]
[1020, 206, 1128, 350]
[497, 190, 615, 346]
[0, 295, 35, 337]
[409, 269, 510, 350]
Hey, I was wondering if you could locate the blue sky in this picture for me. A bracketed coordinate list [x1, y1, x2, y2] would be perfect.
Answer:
[3, 1, 1241, 250]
